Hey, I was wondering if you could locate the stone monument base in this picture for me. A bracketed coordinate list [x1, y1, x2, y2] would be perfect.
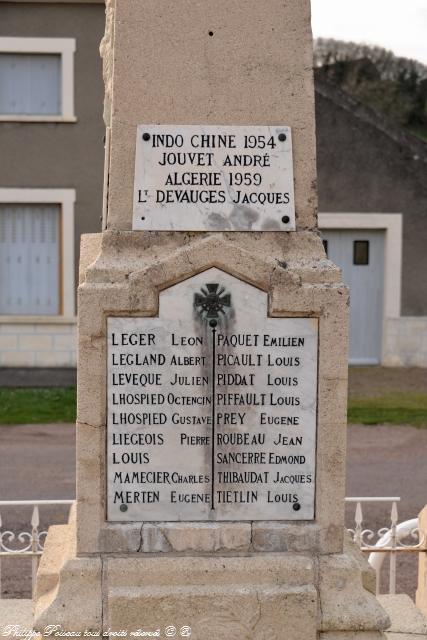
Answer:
[34, 514, 389, 639]
[31, 231, 391, 638]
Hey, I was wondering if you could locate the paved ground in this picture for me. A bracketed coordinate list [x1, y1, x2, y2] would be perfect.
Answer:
[0, 423, 75, 599]
[349, 366, 427, 398]
[0, 367, 76, 388]
[1, 420, 426, 599]
[346, 423, 427, 598]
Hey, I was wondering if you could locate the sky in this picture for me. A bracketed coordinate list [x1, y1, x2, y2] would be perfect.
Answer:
[311, 0, 427, 65]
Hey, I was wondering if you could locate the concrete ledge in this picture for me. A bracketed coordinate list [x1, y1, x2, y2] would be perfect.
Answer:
[0, 600, 33, 636]
[378, 594, 427, 638]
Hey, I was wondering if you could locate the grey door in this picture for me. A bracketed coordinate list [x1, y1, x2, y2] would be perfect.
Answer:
[322, 230, 385, 364]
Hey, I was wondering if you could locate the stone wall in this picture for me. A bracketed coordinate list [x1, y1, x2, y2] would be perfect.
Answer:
[0, 321, 76, 367]
[383, 317, 427, 367]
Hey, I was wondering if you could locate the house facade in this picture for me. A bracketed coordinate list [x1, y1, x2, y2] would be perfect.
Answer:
[316, 78, 427, 366]
[0, 0, 104, 368]
[0, 0, 426, 369]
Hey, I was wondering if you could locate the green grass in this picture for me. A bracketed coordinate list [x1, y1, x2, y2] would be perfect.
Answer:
[0, 387, 76, 424]
[0, 387, 426, 427]
[348, 393, 427, 427]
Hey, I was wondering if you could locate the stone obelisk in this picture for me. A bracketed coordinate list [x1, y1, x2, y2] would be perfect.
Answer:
[34, 1, 389, 637]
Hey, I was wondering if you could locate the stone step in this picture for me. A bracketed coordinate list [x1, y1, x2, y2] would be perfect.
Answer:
[3, 593, 426, 639]
[0, 599, 33, 638]
[379, 594, 427, 639]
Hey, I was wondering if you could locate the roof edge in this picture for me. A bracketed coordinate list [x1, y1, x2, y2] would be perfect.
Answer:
[314, 73, 427, 164]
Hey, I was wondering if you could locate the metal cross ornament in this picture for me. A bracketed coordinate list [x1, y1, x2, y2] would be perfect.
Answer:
[194, 283, 231, 320]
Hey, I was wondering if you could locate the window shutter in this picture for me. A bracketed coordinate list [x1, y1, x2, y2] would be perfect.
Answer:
[0, 204, 60, 314]
[0, 53, 61, 115]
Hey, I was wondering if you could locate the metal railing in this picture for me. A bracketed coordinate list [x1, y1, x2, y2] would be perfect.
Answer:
[0, 498, 425, 598]
[0, 500, 74, 598]
[345, 496, 426, 594]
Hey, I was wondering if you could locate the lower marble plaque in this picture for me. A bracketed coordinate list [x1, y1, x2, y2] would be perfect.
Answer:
[107, 268, 318, 521]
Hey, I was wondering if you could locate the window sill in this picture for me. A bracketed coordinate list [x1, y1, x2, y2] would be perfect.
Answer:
[0, 316, 77, 324]
[0, 115, 77, 123]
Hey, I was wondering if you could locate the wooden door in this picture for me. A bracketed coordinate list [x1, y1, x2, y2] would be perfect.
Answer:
[323, 230, 385, 364]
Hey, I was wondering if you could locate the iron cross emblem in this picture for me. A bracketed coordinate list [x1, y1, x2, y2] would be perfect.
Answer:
[194, 283, 231, 320]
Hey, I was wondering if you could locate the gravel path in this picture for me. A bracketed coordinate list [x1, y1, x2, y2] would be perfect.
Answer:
[0, 421, 426, 598]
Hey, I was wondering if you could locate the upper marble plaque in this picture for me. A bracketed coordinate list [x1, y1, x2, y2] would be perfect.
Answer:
[107, 269, 318, 522]
[132, 125, 295, 231]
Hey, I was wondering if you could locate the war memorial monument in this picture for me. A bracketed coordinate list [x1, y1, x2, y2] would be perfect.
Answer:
[28, 0, 391, 636]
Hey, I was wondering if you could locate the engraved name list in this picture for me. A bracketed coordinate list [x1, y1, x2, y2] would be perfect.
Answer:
[107, 269, 318, 521]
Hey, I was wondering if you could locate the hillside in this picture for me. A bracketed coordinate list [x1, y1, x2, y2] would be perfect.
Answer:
[314, 38, 427, 141]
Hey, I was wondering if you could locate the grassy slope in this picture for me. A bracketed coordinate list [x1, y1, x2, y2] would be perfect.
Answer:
[348, 367, 427, 427]
[348, 393, 427, 427]
[0, 387, 76, 424]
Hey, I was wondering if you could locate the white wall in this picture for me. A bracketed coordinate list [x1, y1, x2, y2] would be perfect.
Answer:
[0, 321, 76, 367]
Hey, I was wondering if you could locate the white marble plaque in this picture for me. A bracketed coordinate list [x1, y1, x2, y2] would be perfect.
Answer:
[132, 125, 295, 231]
[107, 269, 318, 521]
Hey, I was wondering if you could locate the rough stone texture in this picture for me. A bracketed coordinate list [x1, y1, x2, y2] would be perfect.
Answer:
[319, 539, 390, 633]
[99, 0, 114, 126]
[35, 523, 393, 634]
[102, 553, 390, 636]
[99, 522, 252, 553]
[100, 522, 351, 555]
[104, 0, 317, 231]
[35, 523, 75, 602]
[378, 595, 427, 636]
[320, 634, 387, 639]
[29, 228, 386, 634]
[385, 635, 427, 639]
[6, 582, 426, 639]
[140, 523, 252, 553]
[0, 600, 33, 636]
[74, 230, 349, 556]
[34, 517, 102, 632]
[252, 522, 321, 553]
[75, 420, 104, 553]
[108, 553, 314, 589]
[106, 555, 318, 637]
[99, 522, 142, 553]
[417, 506, 427, 617]
[79, 233, 102, 285]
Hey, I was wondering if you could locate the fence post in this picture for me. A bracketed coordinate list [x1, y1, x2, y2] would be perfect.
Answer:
[31, 506, 40, 599]
[416, 505, 427, 616]
[388, 501, 398, 595]
[0, 510, 2, 600]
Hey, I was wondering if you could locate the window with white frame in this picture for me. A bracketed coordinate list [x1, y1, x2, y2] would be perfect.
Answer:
[0, 189, 75, 317]
[0, 204, 60, 314]
[0, 38, 76, 121]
